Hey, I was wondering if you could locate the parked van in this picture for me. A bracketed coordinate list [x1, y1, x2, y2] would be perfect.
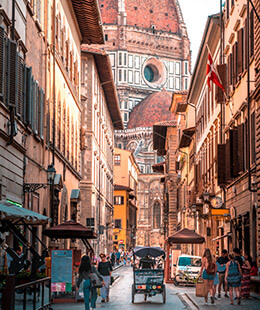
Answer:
[172, 254, 202, 284]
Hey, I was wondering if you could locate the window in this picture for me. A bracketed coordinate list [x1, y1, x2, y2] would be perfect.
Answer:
[175, 62, 180, 75]
[153, 202, 161, 229]
[175, 77, 180, 90]
[184, 78, 188, 90]
[118, 69, 122, 82]
[105, 34, 108, 41]
[169, 76, 174, 89]
[135, 71, 140, 84]
[169, 62, 174, 74]
[124, 101, 128, 109]
[114, 196, 124, 205]
[109, 54, 115, 66]
[119, 52, 122, 66]
[114, 154, 121, 165]
[124, 112, 128, 122]
[128, 55, 133, 68]
[129, 100, 133, 109]
[128, 71, 133, 83]
[184, 62, 188, 75]
[114, 219, 122, 228]
[134, 56, 140, 69]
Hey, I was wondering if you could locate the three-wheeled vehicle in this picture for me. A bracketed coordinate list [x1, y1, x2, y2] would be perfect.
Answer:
[132, 247, 166, 304]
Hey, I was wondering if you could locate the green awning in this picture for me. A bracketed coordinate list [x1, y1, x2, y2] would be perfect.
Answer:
[0, 200, 50, 225]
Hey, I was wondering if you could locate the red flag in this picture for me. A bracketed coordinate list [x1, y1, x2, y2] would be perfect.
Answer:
[206, 52, 225, 92]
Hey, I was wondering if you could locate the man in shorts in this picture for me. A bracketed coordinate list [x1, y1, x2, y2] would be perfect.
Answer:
[217, 249, 229, 298]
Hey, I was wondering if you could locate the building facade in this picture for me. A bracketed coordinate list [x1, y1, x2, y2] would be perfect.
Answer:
[80, 48, 123, 255]
[113, 148, 139, 251]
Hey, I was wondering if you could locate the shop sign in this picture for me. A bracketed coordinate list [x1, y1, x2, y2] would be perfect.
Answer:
[211, 209, 230, 216]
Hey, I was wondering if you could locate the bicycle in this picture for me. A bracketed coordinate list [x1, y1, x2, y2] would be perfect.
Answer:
[174, 269, 201, 286]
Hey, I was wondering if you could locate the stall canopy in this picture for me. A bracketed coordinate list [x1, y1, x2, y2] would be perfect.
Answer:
[42, 220, 97, 239]
[166, 228, 205, 244]
[0, 200, 50, 225]
[133, 246, 165, 258]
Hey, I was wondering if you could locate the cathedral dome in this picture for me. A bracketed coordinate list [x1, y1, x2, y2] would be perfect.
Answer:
[99, 0, 181, 33]
[127, 90, 175, 129]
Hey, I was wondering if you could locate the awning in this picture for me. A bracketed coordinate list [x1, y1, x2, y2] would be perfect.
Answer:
[166, 228, 205, 244]
[212, 232, 232, 241]
[152, 161, 165, 173]
[178, 127, 195, 148]
[70, 189, 80, 202]
[43, 220, 97, 239]
[0, 200, 50, 225]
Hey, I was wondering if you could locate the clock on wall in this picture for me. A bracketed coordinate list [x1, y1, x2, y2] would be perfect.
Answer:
[211, 196, 223, 209]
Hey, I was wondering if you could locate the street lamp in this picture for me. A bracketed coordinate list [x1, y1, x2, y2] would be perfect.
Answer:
[47, 164, 56, 185]
[201, 191, 210, 203]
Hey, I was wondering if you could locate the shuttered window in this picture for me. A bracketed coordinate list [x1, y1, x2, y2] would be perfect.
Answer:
[225, 138, 231, 182]
[215, 64, 226, 103]
[251, 112, 256, 164]
[237, 124, 244, 172]
[230, 128, 239, 178]
[249, 9, 254, 58]
[7, 39, 18, 108]
[237, 28, 243, 75]
[217, 144, 226, 186]
[39, 89, 45, 139]
[17, 55, 24, 118]
[0, 25, 5, 98]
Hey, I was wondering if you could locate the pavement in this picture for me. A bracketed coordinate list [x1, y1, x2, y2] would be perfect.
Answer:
[51, 266, 260, 310]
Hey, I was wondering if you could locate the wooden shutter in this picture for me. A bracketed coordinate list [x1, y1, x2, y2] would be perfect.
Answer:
[244, 18, 248, 70]
[17, 54, 24, 118]
[0, 25, 5, 98]
[215, 64, 226, 103]
[24, 66, 32, 125]
[249, 9, 254, 58]
[39, 88, 45, 139]
[237, 28, 243, 75]
[225, 138, 231, 182]
[232, 43, 237, 85]
[7, 39, 18, 108]
[217, 144, 226, 186]
[231, 128, 239, 177]
[251, 112, 256, 164]
[31, 79, 36, 132]
[34, 81, 39, 135]
[237, 124, 244, 172]
[46, 110, 50, 145]
[244, 120, 249, 170]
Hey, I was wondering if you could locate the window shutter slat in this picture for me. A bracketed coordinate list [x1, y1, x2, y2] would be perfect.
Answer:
[39, 88, 45, 139]
[225, 138, 231, 182]
[0, 25, 5, 97]
[249, 9, 254, 58]
[7, 39, 18, 108]
[231, 128, 239, 177]
[217, 144, 226, 186]
[24, 67, 32, 125]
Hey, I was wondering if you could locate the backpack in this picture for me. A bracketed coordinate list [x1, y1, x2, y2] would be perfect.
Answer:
[89, 272, 102, 288]
[206, 261, 216, 275]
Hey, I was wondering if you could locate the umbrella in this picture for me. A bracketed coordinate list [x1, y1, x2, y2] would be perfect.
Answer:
[42, 220, 97, 239]
[0, 200, 50, 225]
[133, 246, 165, 258]
[166, 228, 205, 244]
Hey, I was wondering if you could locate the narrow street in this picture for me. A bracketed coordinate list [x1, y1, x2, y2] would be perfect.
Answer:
[52, 266, 260, 310]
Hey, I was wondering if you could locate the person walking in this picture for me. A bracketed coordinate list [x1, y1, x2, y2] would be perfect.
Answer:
[217, 249, 229, 298]
[77, 255, 104, 310]
[98, 253, 113, 302]
[225, 253, 242, 305]
[110, 250, 115, 267]
[200, 248, 217, 305]
[241, 252, 251, 299]
[115, 250, 121, 265]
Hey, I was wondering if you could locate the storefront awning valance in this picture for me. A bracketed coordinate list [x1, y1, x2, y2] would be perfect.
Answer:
[0, 200, 50, 225]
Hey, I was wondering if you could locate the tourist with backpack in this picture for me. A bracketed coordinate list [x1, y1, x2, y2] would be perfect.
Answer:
[199, 248, 217, 305]
[225, 253, 242, 305]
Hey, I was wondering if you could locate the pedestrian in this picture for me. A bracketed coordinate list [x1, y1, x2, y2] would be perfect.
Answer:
[199, 248, 217, 305]
[116, 250, 121, 265]
[212, 255, 219, 300]
[77, 255, 104, 310]
[250, 261, 258, 276]
[98, 253, 113, 302]
[217, 249, 229, 298]
[241, 252, 252, 299]
[110, 250, 115, 267]
[225, 253, 242, 305]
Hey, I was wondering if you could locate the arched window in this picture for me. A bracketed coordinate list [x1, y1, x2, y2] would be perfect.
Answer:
[153, 202, 161, 229]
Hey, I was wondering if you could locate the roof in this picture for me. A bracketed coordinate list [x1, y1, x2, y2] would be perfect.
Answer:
[70, 189, 80, 201]
[153, 120, 177, 155]
[114, 185, 133, 192]
[71, 0, 104, 44]
[152, 161, 165, 173]
[99, 0, 182, 33]
[0, 200, 50, 225]
[82, 47, 123, 129]
[127, 91, 175, 129]
[169, 91, 188, 113]
[178, 127, 195, 148]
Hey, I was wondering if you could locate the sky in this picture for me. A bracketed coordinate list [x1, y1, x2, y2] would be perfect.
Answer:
[178, 0, 222, 70]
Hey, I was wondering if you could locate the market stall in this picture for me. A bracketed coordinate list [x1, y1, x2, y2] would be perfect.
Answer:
[42, 220, 97, 303]
[165, 228, 205, 283]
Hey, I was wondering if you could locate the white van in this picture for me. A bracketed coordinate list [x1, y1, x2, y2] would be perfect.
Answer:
[172, 254, 202, 283]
